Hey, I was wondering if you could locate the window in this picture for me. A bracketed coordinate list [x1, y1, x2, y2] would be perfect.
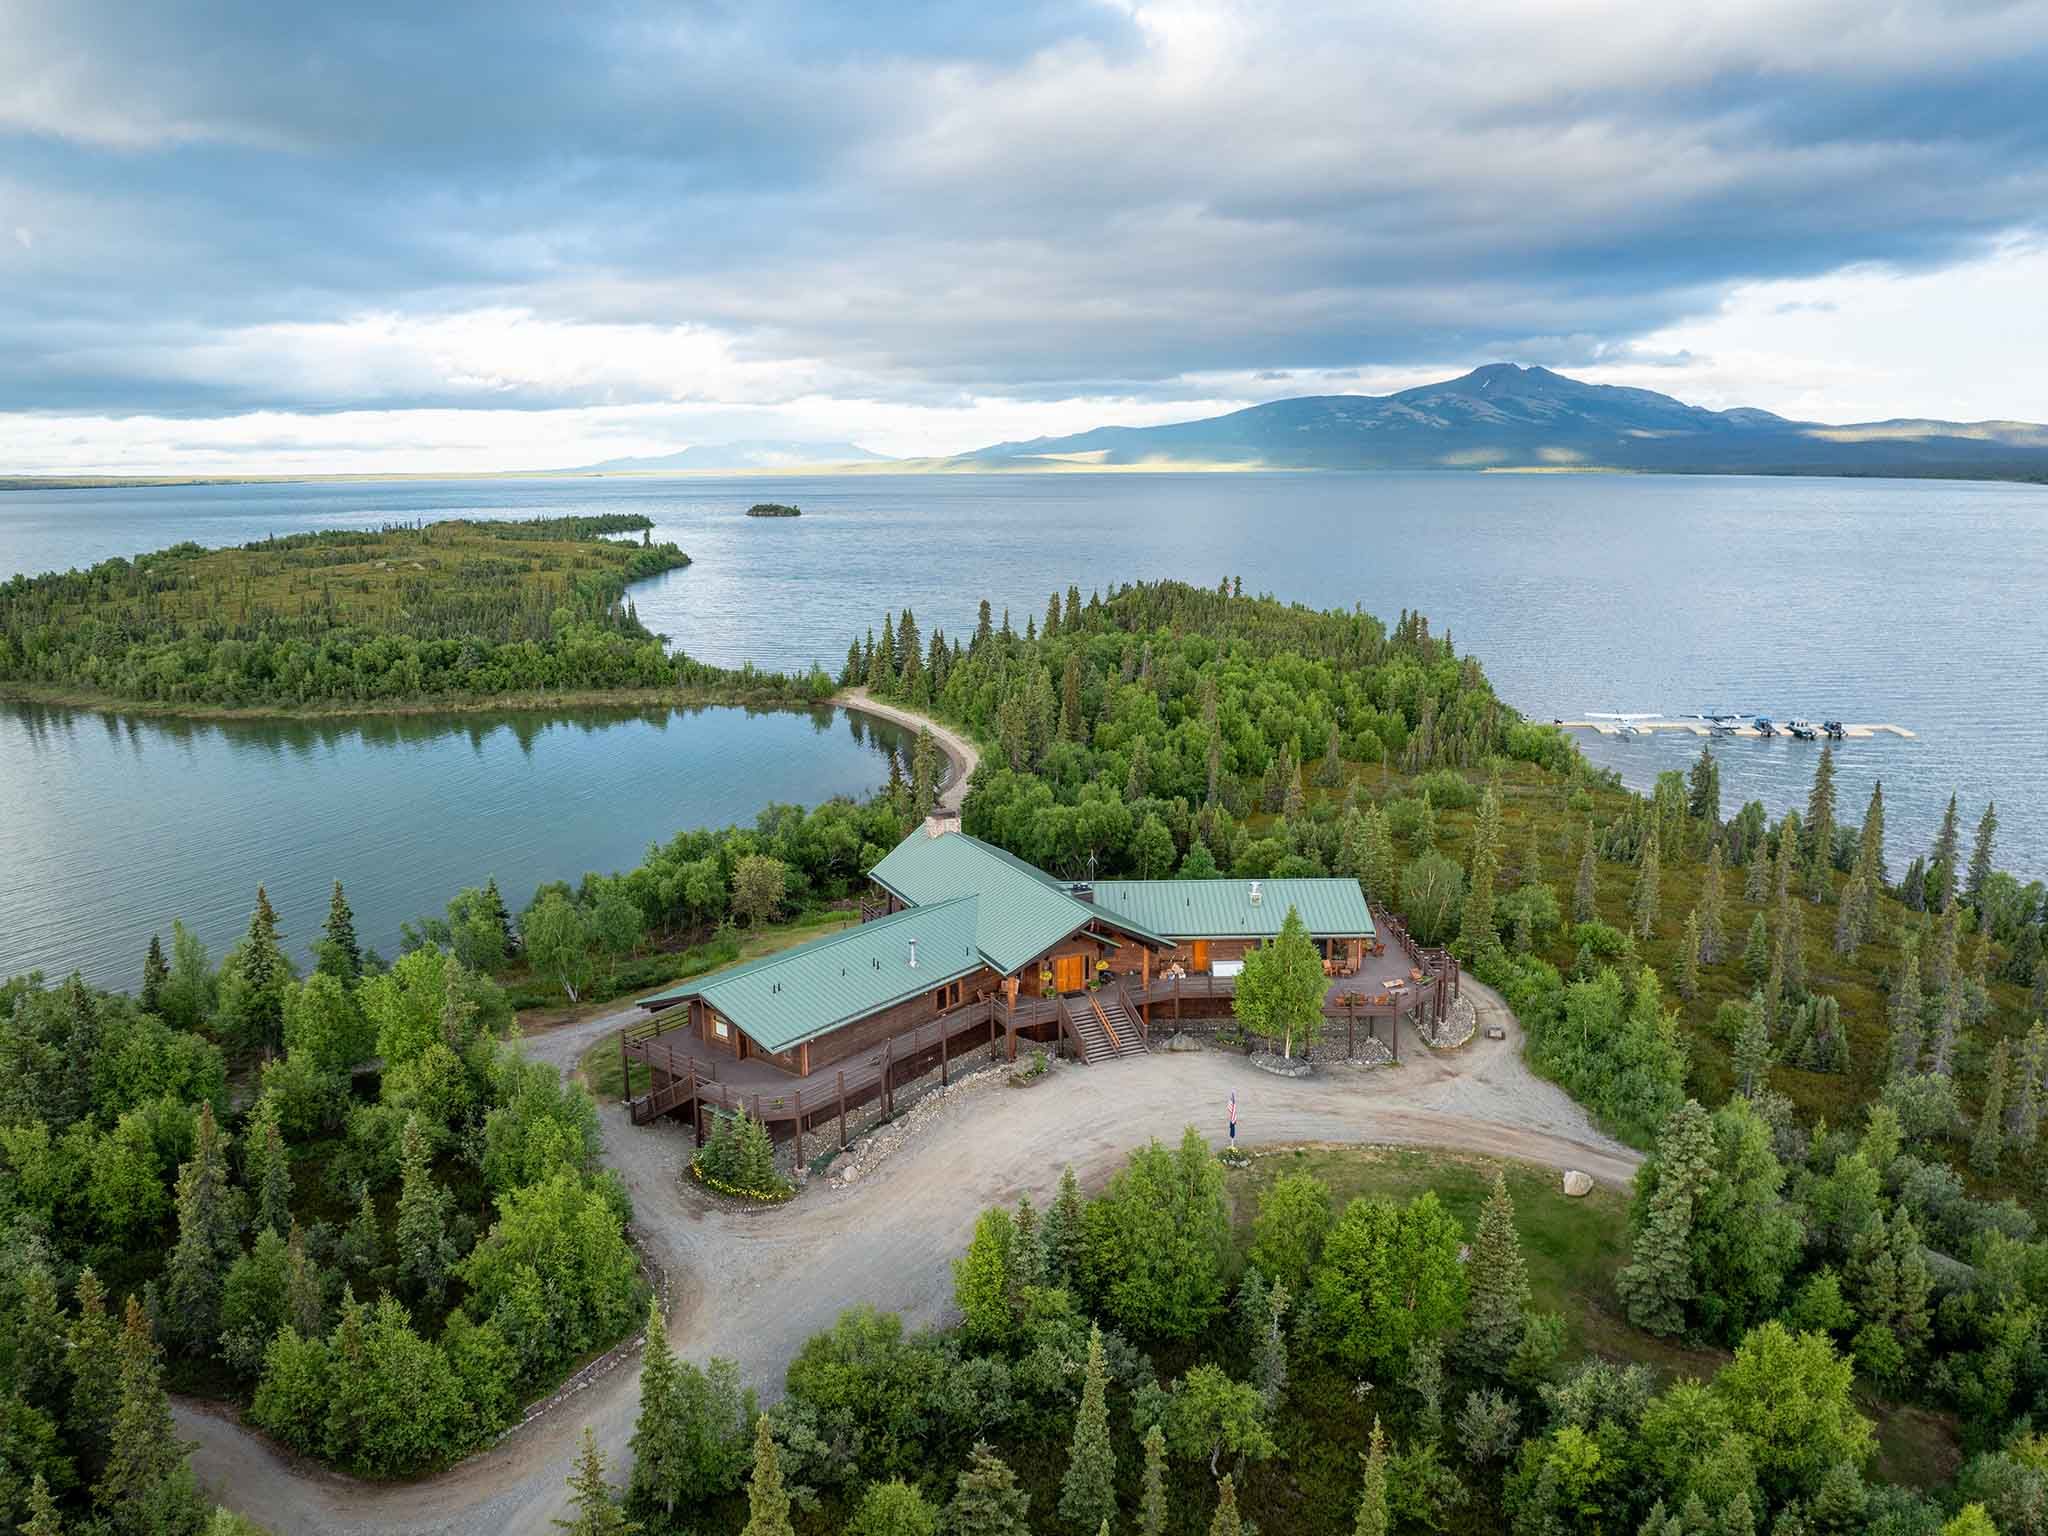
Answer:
[713, 1017, 730, 1039]
[935, 979, 963, 1012]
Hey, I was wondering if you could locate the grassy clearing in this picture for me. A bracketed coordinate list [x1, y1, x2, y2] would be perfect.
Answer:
[567, 910, 863, 1100]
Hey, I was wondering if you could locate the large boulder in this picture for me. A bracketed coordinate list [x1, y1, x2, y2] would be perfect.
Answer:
[1562, 1169, 1594, 1198]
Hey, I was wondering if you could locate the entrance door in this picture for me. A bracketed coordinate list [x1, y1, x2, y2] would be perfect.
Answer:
[1192, 940, 1210, 973]
[1054, 954, 1087, 992]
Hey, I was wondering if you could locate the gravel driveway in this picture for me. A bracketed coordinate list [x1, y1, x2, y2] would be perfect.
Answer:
[176, 978, 1636, 1535]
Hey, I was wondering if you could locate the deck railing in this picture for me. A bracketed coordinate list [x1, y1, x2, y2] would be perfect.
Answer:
[623, 995, 1007, 1157]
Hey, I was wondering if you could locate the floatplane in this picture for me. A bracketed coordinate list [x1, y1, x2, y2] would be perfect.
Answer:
[1585, 711, 1659, 738]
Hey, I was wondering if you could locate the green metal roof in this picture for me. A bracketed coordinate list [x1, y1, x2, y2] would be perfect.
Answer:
[867, 829, 1112, 974]
[1087, 878, 1375, 940]
[636, 897, 983, 1053]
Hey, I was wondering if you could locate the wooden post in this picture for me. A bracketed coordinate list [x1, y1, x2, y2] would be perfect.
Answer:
[793, 1091, 803, 1166]
[838, 1070, 848, 1149]
[1347, 1015, 1354, 1057]
[689, 1064, 702, 1147]
[619, 1031, 631, 1105]
[884, 1039, 894, 1116]
[941, 1018, 950, 1088]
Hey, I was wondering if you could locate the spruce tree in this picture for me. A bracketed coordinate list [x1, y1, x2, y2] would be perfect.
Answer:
[1973, 1040, 2010, 1176]
[393, 1114, 454, 1310]
[1060, 655, 1085, 742]
[253, 1114, 292, 1239]
[1698, 844, 1728, 963]
[1318, 724, 1344, 787]
[1041, 1167, 1086, 1290]
[1615, 1100, 1715, 1336]
[13, 1261, 68, 1416]
[320, 880, 362, 983]
[954, 1207, 1019, 1348]
[1137, 1425, 1168, 1536]
[164, 1100, 244, 1356]
[235, 885, 290, 1050]
[1208, 1476, 1242, 1536]
[1743, 843, 1770, 905]
[2012, 1021, 2048, 1155]
[556, 1427, 640, 1535]
[1856, 781, 1888, 898]
[1965, 802, 1998, 908]
[1932, 794, 1961, 912]
[1803, 742, 1837, 868]
[741, 1415, 794, 1536]
[1676, 910, 1701, 1002]
[949, 1442, 1031, 1536]
[1463, 1173, 1530, 1376]
[94, 1296, 205, 1536]
[1930, 903, 1960, 995]
[629, 1302, 687, 1518]
[1520, 819, 1544, 890]
[141, 934, 169, 1014]
[1687, 744, 1722, 828]
[285, 1221, 324, 1339]
[1629, 827, 1661, 939]
[1354, 1417, 1390, 1536]
[1925, 985, 1963, 1077]
[1888, 932, 1925, 1066]
[69, 1269, 122, 1482]
[1742, 913, 1770, 983]
[1458, 788, 1502, 960]
[19, 1473, 62, 1536]
[1059, 1326, 1116, 1532]
[1834, 875, 1867, 959]
[1573, 839, 1598, 923]
[1775, 899, 1806, 994]
[1732, 1001, 1771, 1098]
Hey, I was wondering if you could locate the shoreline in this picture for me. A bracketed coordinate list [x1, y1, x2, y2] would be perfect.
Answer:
[833, 687, 981, 809]
[0, 682, 838, 724]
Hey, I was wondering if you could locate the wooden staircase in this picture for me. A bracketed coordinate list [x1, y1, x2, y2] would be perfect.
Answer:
[1078, 992, 1146, 1062]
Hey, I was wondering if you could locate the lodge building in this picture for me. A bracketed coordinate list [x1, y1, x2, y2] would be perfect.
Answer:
[621, 810, 1454, 1147]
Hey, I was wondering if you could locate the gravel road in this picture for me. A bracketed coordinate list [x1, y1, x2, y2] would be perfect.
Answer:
[175, 975, 1635, 1535]
[834, 688, 980, 810]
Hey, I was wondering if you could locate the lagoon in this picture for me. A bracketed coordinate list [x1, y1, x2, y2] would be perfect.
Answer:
[0, 702, 912, 990]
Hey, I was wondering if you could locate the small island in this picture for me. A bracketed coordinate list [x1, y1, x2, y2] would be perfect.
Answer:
[745, 502, 802, 517]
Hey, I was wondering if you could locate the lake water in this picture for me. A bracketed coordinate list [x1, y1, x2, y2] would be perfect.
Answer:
[3, 471, 2045, 988]
[0, 702, 911, 990]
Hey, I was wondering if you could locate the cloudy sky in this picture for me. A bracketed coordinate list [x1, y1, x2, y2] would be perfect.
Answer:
[3, 0, 2046, 473]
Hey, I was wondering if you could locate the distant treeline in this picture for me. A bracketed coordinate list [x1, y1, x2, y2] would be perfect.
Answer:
[0, 516, 834, 710]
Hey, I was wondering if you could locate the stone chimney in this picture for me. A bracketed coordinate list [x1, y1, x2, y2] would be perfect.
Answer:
[924, 806, 961, 839]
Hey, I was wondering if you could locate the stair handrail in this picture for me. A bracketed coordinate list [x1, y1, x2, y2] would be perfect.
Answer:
[1055, 994, 1092, 1064]
[1089, 991, 1123, 1054]
[1114, 976, 1146, 1045]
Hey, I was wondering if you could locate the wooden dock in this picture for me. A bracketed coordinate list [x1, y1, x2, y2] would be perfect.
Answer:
[1557, 720, 1916, 740]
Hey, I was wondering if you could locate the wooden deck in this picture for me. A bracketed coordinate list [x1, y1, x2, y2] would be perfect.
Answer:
[618, 902, 1458, 1154]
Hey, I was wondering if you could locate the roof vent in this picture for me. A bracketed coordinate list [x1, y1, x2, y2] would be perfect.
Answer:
[1248, 880, 1263, 906]
[908, 937, 919, 969]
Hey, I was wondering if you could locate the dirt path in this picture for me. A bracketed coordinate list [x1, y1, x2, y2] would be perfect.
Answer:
[177, 982, 1636, 1535]
[834, 688, 980, 809]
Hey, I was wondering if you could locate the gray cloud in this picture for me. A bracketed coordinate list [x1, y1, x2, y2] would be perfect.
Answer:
[1, 0, 2045, 418]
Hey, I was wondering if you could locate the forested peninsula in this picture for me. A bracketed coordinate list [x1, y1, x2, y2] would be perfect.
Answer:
[7, 578, 2048, 1535]
[0, 515, 831, 715]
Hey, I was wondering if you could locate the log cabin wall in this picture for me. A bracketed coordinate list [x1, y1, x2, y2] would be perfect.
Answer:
[799, 963, 1005, 1074]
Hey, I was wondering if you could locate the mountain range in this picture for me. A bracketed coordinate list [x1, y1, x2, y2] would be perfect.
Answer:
[948, 364, 2048, 480]
[578, 440, 893, 472]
